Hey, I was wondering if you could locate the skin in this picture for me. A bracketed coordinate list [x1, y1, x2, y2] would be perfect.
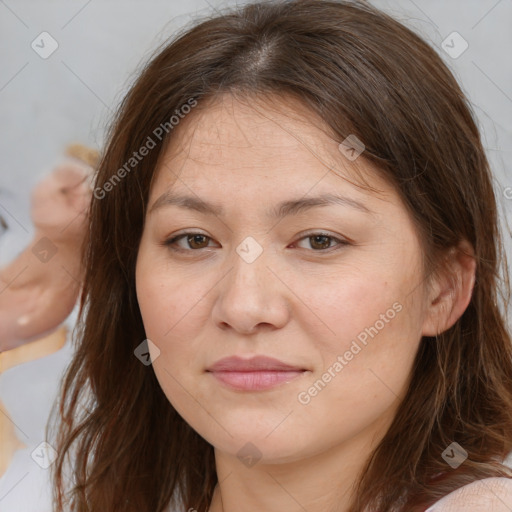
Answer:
[135, 93, 475, 512]
[0, 161, 92, 352]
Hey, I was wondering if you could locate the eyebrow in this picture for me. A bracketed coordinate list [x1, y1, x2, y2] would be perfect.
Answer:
[148, 191, 373, 219]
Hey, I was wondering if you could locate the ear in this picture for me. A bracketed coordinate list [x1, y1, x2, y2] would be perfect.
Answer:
[421, 239, 476, 337]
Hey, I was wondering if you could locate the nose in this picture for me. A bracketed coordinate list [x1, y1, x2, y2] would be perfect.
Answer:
[211, 244, 292, 335]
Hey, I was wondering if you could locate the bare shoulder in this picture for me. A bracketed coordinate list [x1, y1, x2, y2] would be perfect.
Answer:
[425, 477, 512, 512]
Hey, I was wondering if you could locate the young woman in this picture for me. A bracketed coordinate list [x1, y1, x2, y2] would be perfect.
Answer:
[50, 1, 512, 511]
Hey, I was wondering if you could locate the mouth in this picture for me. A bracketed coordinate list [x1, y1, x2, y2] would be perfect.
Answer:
[206, 355, 308, 391]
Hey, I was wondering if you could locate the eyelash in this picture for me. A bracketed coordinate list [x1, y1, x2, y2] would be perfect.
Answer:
[162, 231, 349, 255]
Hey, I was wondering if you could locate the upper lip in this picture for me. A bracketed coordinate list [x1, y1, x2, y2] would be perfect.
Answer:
[207, 356, 305, 372]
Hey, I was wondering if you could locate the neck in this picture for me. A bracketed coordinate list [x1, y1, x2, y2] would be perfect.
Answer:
[208, 421, 385, 512]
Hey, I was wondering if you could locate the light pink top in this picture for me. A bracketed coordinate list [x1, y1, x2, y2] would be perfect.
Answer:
[424, 477, 512, 511]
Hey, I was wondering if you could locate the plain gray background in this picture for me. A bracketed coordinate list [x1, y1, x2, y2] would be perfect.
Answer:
[0, 1, 511, 510]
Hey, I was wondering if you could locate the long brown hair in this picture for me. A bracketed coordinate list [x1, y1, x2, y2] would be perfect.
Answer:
[49, 1, 512, 510]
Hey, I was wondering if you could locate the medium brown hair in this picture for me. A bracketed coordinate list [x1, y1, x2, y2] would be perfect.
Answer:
[50, 1, 512, 510]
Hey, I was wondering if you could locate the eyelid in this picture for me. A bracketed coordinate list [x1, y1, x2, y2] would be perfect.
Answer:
[162, 229, 350, 254]
[292, 230, 350, 250]
[163, 231, 217, 251]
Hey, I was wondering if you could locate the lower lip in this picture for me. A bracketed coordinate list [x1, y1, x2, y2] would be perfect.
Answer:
[209, 370, 305, 391]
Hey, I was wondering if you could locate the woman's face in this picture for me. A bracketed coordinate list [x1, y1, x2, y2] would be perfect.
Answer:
[135, 94, 431, 465]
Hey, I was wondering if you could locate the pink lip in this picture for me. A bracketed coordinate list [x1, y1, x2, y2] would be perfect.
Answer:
[206, 356, 307, 391]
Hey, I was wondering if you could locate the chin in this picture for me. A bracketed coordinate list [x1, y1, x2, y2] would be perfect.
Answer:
[211, 433, 312, 466]
[34, 214, 81, 235]
[31, 219, 60, 234]
[30, 204, 62, 229]
[189, 414, 307, 460]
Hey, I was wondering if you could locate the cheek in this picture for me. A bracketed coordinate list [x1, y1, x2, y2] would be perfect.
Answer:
[136, 264, 201, 408]
[135, 259, 209, 351]
[296, 266, 423, 404]
[298, 269, 409, 355]
[292, 290, 421, 452]
[136, 267, 221, 443]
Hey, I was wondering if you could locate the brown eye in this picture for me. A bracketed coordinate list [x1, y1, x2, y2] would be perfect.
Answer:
[309, 235, 332, 250]
[294, 232, 348, 252]
[186, 234, 210, 249]
[164, 232, 215, 252]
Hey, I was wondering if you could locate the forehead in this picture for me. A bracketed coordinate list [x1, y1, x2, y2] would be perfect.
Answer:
[150, 93, 391, 204]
